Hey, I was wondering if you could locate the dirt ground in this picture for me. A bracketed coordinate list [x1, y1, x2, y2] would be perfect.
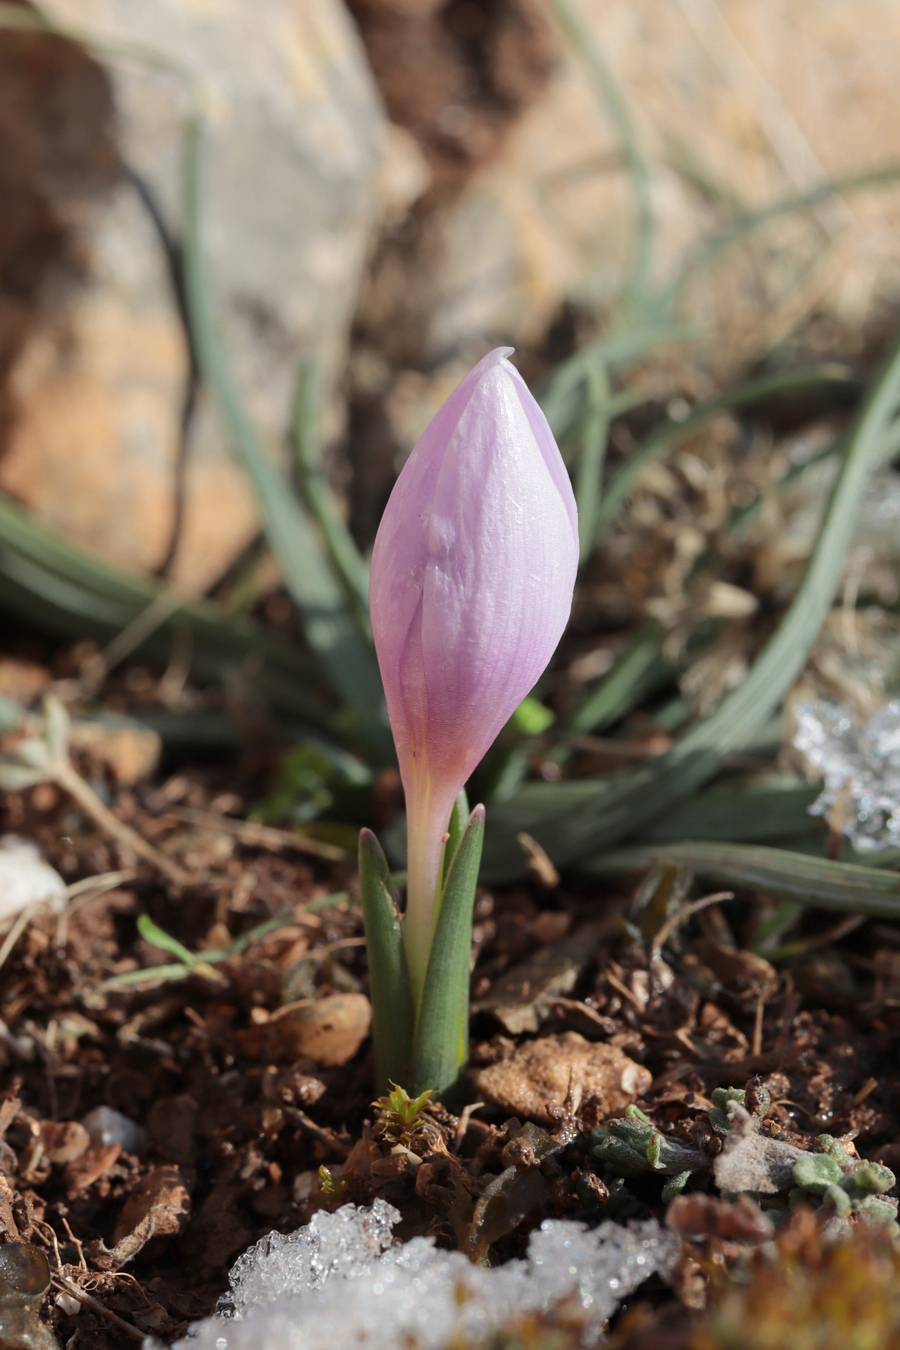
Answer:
[0, 635, 898, 1349]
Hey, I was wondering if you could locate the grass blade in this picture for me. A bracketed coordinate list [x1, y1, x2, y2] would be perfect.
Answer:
[642, 779, 821, 843]
[413, 805, 485, 1100]
[359, 829, 414, 1091]
[586, 841, 900, 919]
[661, 163, 900, 316]
[595, 363, 853, 537]
[181, 115, 390, 760]
[488, 329, 900, 871]
[545, 0, 655, 313]
[441, 789, 470, 888]
[575, 358, 611, 561]
[563, 623, 670, 734]
[292, 362, 371, 636]
[0, 493, 337, 729]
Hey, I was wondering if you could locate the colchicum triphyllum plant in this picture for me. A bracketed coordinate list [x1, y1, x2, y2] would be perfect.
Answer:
[360, 347, 578, 1098]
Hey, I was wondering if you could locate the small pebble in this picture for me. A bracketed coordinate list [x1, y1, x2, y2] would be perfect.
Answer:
[81, 1106, 146, 1154]
[274, 994, 371, 1068]
[0, 837, 65, 922]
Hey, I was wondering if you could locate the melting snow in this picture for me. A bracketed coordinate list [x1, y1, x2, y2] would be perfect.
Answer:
[171, 1200, 676, 1350]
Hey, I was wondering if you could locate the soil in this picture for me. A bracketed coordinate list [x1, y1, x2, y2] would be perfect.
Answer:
[0, 656, 898, 1349]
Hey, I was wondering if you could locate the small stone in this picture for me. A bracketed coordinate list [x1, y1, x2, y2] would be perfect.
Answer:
[81, 1106, 146, 1154]
[472, 1032, 651, 1126]
[274, 994, 372, 1068]
[0, 838, 66, 923]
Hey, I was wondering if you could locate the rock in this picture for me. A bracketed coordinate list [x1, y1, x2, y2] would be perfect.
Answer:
[1, 0, 387, 590]
[0, 837, 66, 923]
[473, 1032, 651, 1126]
[81, 1105, 146, 1153]
[274, 993, 372, 1068]
[356, 0, 900, 386]
[0, 1243, 57, 1350]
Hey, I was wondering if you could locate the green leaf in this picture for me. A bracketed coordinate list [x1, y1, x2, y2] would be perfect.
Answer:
[359, 829, 414, 1092]
[181, 115, 390, 762]
[594, 364, 853, 537]
[642, 778, 822, 844]
[490, 327, 900, 870]
[662, 162, 900, 315]
[0, 492, 334, 733]
[413, 805, 485, 1100]
[545, 0, 655, 315]
[793, 1153, 844, 1194]
[291, 362, 371, 637]
[563, 622, 670, 735]
[441, 788, 470, 889]
[574, 359, 611, 562]
[587, 841, 900, 919]
[136, 914, 197, 966]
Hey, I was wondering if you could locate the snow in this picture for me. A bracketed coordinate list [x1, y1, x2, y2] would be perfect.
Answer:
[793, 699, 900, 851]
[171, 1200, 676, 1350]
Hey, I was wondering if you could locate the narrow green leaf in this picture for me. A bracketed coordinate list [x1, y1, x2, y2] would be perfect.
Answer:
[291, 362, 371, 636]
[359, 829, 414, 1091]
[103, 964, 194, 989]
[563, 622, 670, 735]
[441, 788, 470, 889]
[546, 0, 655, 314]
[575, 359, 611, 562]
[136, 914, 197, 966]
[586, 841, 900, 919]
[0, 491, 335, 731]
[662, 162, 900, 315]
[413, 805, 485, 1100]
[643, 778, 822, 844]
[595, 364, 853, 536]
[181, 115, 390, 762]
[537, 323, 698, 441]
[491, 328, 900, 869]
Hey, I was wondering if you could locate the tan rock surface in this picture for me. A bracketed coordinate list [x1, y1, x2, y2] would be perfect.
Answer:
[1, 0, 387, 589]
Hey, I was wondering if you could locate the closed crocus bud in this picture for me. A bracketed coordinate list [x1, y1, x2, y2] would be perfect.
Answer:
[370, 347, 578, 1005]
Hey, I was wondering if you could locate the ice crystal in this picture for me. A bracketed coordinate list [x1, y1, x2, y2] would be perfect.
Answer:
[174, 1201, 676, 1350]
[793, 700, 900, 850]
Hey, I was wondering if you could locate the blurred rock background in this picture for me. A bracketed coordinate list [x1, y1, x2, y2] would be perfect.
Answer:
[1, 0, 900, 588]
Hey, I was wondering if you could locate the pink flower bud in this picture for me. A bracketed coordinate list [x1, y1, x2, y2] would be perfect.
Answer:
[370, 347, 578, 1001]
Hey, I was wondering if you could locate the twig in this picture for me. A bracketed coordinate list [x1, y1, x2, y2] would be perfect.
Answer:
[0, 902, 48, 973]
[170, 806, 349, 862]
[651, 890, 735, 954]
[284, 1107, 351, 1159]
[51, 1273, 144, 1341]
[55, 870, 135, 948]
[51, 759, 188, 885]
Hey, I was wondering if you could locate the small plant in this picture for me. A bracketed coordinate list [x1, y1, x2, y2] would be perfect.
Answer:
[360, 349, 578, 1098]
[592, 1105, 709, 1202]
[371, 1084, 440, 1154]
[790, 1135, 898, 1230]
